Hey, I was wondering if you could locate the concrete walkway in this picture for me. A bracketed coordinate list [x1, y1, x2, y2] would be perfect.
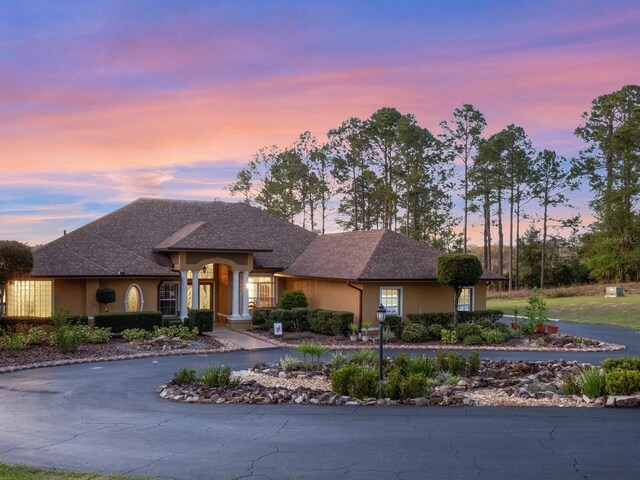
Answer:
[206, 325, 277, 350]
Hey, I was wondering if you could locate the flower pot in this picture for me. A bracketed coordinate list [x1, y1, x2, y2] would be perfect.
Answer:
[350, 334, 358, 341]
[546, 325, 559, 334]
[362, 335, 371, 342]
[536, 324, 546, 334]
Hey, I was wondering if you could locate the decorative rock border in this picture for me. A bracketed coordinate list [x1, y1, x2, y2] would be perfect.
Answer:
[239, 329, 625, 352]
[0, 337, 241, 374]
[157, 359, 640, 408]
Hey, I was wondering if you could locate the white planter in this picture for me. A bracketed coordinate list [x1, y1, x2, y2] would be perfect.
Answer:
[350, 334, 358, 341]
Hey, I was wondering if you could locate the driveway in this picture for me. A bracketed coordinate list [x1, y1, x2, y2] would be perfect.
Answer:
[1, 324, 639, 479]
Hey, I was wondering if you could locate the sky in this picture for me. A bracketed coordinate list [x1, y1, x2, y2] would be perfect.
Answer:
[1, 0, 638, 245]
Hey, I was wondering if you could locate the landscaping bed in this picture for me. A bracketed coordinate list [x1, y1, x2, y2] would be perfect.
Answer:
[158, 352, 640, 408]
[243, 328, 624, 352]
[0, 335, 237, 373]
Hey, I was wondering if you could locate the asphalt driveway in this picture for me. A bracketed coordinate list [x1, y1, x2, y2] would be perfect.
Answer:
[0, 323, 639, 479]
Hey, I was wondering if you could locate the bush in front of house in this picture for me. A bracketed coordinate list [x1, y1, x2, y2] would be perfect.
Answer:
[602, 357, 640, 372]
[251, 307, 274, 329]
[0, 316, 51, 333]
[187, 309, 214, 333]
[605, 368, 640, 396]
[406, 310, 504, 328]
[385, 314, 403, 335]
[330, 364, 379, 399]
[278, 290, 308, 309]
[94, 311, 164, 333]
[400, 323, 429, 343]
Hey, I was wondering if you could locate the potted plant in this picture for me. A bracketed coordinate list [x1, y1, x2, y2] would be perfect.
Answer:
[546, 324, 559, 334]
[361, 321, 373, 341]
[349, 322, 359, 341]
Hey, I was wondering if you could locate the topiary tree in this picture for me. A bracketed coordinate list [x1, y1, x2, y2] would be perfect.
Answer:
[437, 253, 483, 326]
[0, 241, 34, 316]
[278, 290, 308, 309]
[96, 287, 116, 313]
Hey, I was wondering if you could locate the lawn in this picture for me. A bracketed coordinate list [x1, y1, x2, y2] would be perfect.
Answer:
[0, 463, 151, 480]
[487, 294, 640, 330]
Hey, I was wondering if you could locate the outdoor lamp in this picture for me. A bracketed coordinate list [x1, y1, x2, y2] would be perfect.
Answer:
[376, 304, 387, 381]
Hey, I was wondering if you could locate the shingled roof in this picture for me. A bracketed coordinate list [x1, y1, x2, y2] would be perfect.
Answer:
[32, 198, 316, 277]
[282, 230, 502, 281]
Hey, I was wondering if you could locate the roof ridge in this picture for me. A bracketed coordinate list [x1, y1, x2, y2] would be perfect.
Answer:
[355, 229, 387, 279]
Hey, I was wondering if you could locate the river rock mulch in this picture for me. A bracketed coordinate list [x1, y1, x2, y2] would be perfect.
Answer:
[0, 335, 240, 374]
[157, 359, 640, 408]
[242, 329, 625, 352]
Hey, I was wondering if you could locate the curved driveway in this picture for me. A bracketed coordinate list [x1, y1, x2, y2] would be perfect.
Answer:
[0, 322, 639, 479]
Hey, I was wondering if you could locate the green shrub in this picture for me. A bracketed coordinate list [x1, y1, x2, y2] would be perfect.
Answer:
[26, 326, 48, 345]
[440, 329, 458, 344]
[435, 350, 449, 372]
[94, 311, 164, 333]
[400, 323, 429, 343]
[561, 375, 581, 395]
[153, 325, 198, 340]
[280, 355, 304, 372]
[434, 371, 462, 386]
[84, 326, 112, 344]
[331, 365, 362, 395]
[330, 351, 350, 369]
[578, 368, 606, 398]
[251, 307, 274, 329]
[447, 352, 467, 376]
[385, 315, 403, 335]
[426, 324, 443, 341]
[172, 367, 197, 386]
[383, 368, 404, 400]
[329, 311, 355, 336]
[471, 310, 503, 323]
[0, 332, 29, 355]
[49, 307, 82, 353]
[602, 357, 640, 372]
[200, 364, 238, 388]
[349, 366, 379, 399]
[297, 341, 326, 368]
[454, 324, 482, 340]
[407, 312, 453, 327]
[351, 349, 376, 366]
[467, 351, 480, 375]
[308, 309, 332, 335]
[400, 373, 429, 399]
[406, 355, 435, 378]
[0, 316, 51, 333]
[278, 290, 308, 309]
[479, 324, 512, 344]
[382, 328, 396, 342]
[187, 309, 214, 333]
[122, 328, 151, 341]
[95, 287, 116, 310]
[605, 368, 640, 395]
[463, 334, 484, 346]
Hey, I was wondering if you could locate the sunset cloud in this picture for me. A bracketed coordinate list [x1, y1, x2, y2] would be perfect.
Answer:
[0, 0, 638, 244]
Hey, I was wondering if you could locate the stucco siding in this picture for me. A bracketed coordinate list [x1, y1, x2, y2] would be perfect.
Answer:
[54, 279, 86, 316]
[281, 278, 360, 320]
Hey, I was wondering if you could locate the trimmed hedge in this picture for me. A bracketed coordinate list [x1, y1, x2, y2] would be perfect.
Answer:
[407, 309, 503, 327]
[94, 311, 164, 333]
[187, 309, 214, 333]
[0, 316, 51, 332]
[254, 307, 354, 337]
[385, 314, 403, 335]
[251, 307, 274, 329]
[602, 357, 640, 372]
[278, 290, 308, 309]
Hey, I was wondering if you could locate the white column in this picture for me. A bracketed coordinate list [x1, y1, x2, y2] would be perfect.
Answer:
[180, 270, 188, 321]
[229, 269, 241, 320]
[241, 270, 251, 319]
[192, 270, 199, 310]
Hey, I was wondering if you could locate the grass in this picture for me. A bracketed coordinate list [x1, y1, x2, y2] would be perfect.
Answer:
[0, 463, 153, 479]
[488, 294, 640, 330]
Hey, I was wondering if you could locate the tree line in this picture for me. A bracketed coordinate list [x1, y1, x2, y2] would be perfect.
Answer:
[229, 85, 640, 287]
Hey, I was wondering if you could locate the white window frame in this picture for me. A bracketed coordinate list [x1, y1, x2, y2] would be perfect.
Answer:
[159, 282, 178, 317]
[379, 286, 403, 317]
[457, 286, 474, 312]
[124, 284, 144, 312]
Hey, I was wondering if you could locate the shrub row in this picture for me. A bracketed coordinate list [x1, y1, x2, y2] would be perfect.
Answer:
[252, 307, 354, 337]
[94, 311, 164, 333]
[406, 309, 503, 327]
[187, 309, 214, 333]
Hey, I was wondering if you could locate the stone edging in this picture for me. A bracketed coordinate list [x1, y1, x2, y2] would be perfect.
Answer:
[0, 338, 241, 375]
[237, 329, 625, 352]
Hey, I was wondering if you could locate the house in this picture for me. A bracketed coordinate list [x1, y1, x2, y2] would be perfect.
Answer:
[6, 198, 501, 329]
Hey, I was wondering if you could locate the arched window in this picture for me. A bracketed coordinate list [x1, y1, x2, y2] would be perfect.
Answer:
[125, 284, 143, 312]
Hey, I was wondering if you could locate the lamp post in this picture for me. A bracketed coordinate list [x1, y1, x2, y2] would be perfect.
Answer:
[376, 303, 387, 381]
